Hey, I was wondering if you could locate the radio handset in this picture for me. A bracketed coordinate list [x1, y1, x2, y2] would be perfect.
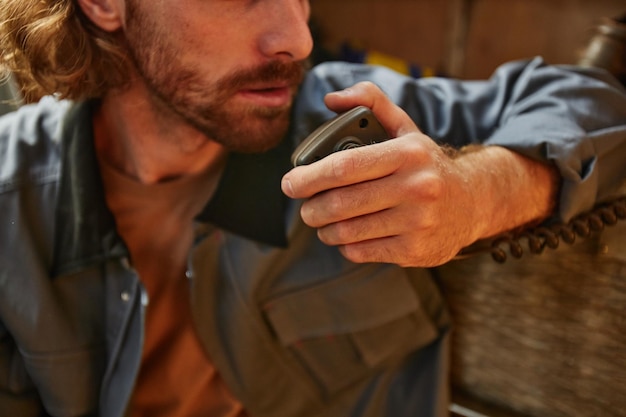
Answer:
[291, 106, 389, 167]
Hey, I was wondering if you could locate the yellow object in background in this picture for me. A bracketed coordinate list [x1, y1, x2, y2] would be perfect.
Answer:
[340, 42, 442, 78]
[365, 50, 412, 76]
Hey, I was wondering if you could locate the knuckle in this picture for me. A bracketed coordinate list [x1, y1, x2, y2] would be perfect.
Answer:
[408, 171, 445, 201]
[413, 208, 439, 231]
[341, 240, 396, 265]
[355, 81, 381, 95]
[403, 137, 430, 160]
[340, 245, 368, 264]
[422, 173, 446, 199]
[334, 220, 358, 243]
[316, 227, 332, 245]
[325, 191, 347, 216]
[300, 202, 320, 227]
[330, 154, 356, 179]
[319, 226, 336, 245]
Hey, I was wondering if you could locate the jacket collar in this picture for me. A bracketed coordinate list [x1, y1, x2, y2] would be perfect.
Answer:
[197, 135, 292, 247]
[52, 100, 126, 277]
[53, 100, 292, 276]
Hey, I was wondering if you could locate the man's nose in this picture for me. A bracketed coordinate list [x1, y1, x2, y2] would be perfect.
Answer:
[258, 0, 313, 61]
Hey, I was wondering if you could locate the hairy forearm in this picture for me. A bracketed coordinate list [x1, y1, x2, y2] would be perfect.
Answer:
[453, 145, 560, 242]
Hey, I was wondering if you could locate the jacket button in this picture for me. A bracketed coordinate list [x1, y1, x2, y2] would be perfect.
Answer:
[121, 291, 131, 302]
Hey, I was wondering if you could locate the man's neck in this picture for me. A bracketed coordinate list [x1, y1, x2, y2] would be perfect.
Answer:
[93, 85, 227, 184]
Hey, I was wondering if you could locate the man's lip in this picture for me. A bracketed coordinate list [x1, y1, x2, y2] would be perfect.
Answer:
[243, 80, 292, 91]
[237, 85, 293, 106]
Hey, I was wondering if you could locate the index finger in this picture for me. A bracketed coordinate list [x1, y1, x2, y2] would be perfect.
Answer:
[282, 82, 421, 199]
[281, 138, 401, 199]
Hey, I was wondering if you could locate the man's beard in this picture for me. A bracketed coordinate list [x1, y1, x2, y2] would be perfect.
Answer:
[123, 0, 307, 153]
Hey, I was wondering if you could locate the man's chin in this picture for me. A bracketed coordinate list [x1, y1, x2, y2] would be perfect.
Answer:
[205, 114, 291, 154]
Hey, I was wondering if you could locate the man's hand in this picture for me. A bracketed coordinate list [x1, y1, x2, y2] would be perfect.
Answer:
[281, 82, 558, 267]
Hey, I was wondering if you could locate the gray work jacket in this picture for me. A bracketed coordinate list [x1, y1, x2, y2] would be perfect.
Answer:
[1, 58, 625, 417]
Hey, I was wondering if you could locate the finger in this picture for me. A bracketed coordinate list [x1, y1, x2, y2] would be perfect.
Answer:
[316, 207, 400, 246]
[324, 81, 420, 137]
[282, 141, 394, 199]
[300, 172, 405, 227]
[283, 135, 416, 199]
[313, 186, 439, 247]
[338, 234, 456, 267]
[337, 235, 402, 265]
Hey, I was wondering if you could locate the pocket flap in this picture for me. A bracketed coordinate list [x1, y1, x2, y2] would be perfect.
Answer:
[264, 264, 420, 346]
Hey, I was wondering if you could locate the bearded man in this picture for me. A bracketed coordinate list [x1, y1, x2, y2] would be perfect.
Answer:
[1, 1, 625, 416]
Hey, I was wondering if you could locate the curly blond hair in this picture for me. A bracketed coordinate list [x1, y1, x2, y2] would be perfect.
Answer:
[0, 0, 131, 102]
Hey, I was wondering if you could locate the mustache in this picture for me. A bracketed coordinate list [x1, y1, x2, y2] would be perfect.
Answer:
[222, 59, 309, 91]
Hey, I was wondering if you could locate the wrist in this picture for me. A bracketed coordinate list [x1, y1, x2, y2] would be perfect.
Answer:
[452, 145, 559, 241]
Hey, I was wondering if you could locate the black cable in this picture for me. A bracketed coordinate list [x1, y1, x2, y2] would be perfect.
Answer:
[456, 196, 626, 263]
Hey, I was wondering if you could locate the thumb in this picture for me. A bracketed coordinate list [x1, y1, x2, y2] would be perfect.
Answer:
[324, 81, 420, 137]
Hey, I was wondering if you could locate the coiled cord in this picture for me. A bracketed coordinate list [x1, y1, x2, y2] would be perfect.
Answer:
[457, 196, 626, 263]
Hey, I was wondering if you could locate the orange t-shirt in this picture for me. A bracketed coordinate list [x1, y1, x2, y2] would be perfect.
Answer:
[100, 161, 247, 417]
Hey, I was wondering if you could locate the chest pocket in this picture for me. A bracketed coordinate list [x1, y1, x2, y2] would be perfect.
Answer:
[263, 264, 439, 396]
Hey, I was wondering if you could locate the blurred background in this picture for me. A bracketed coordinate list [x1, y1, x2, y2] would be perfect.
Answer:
[310, 0, 625, 80]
